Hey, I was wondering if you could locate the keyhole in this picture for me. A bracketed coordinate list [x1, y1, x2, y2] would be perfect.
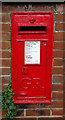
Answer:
[23, 68, 25, 72]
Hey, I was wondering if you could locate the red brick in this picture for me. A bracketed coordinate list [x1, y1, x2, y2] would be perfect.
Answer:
[2, 24, 10, 32]
[63, 94, 65, 100]
[0, 59, 2, 66]
[0, 59, 11, 67]
[55, 14, 65, 22]
[54, 59, 64, 66]
[33, 4, 54, 11]
[63, 75, 65, 80]
[63, 67, 65, 75]
[0, 24, 2, 32]
[2, 33, 10, 41]
[0, 51, 2, 58]
[0, 77, 2, 84]
[63, 109, 65, 116]
[55, 23, 65, 31]
[2, 110, 7, 117]
[0, 42, 2, 49]
[2, 13, 10, 22]
[38, 118, 63, 120]
[39, 103, 52, 108]
[53, 76, 63, 83]
[52, 109, 63, 115]
[16, 104, 37, 110]
[28, 104, 37, 109]
[52, 84, 63, 91]
[53, 50, 64, 58]
[2, 5, 14, 13]
[53, 92, 63, 100]
[64, 101, 65, 107]
[0, 85, 2, 91]
[63, 4, 65, 12]
[54, 32, 64, 41]
[0, 68, 10, 75]
[64, 81, 65, 93]
[2, 84, 8, 91]
[0, 111, 2, 119]
[15, 110, 24, 117]
[2, 5, 24, 13]
[0, 51, 10, 58]
[26, 109, 50, 116]
[1, 76, 10, 84]
[2, 42, 10, 49]
[56, 4, 64, 12]
[54, 41, 65, 49]
[53, 67, 63, 74]
[52, 100, 63, 108]
[14, 118, 37, 120]
[0, 14, 2, 22]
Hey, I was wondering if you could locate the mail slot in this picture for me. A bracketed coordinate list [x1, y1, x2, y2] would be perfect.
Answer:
[11, 12, 53, 103]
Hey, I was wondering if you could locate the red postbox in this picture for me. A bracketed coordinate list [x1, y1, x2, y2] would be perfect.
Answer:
[11, 12, 53, 103]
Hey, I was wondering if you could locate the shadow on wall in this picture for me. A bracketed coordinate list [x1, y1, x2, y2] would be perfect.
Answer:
[16, 103, 45, 116]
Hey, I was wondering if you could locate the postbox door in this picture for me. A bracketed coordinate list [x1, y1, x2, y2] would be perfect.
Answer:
[11, 12, 53, 103]
[17, 40, 47, 97]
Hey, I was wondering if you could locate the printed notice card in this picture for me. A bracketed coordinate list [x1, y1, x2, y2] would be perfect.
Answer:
[25, 41, 40, 64]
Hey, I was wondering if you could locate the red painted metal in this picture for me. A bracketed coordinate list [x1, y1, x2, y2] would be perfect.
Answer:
[11, 12, 54, 103]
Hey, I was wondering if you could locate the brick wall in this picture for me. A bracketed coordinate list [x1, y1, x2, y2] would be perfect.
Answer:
[1, 2, 65, 120]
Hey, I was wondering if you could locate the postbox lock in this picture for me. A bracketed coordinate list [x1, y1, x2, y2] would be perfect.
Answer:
[23, 68, 25, 72]
[22, 67, 28, 74]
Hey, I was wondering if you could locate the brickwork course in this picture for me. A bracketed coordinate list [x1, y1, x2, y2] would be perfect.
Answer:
[0, 2, 65, 120]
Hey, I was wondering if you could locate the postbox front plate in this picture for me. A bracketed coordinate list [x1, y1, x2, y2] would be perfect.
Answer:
[11, 12, 53, 103]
